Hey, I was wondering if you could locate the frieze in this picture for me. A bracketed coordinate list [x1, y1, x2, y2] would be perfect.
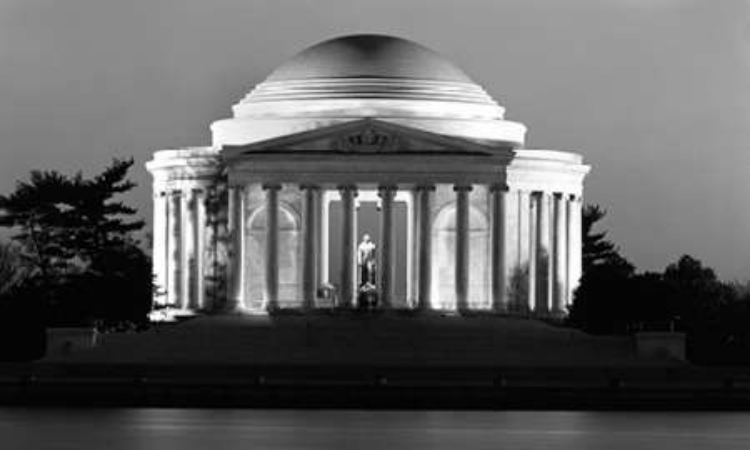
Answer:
[333, 127, 401, 153]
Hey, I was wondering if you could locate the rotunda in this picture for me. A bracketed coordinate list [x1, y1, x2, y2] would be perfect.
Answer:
[146, 34, 589, 317]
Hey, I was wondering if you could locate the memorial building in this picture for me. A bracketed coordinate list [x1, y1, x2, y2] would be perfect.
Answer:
[146, 34, 590, 317]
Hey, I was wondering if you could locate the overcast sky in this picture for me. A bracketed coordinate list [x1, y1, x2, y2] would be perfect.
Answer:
[0, 0, 748, 279]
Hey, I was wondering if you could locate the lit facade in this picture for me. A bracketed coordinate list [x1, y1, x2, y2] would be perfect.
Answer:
[146, 34, 589, 317]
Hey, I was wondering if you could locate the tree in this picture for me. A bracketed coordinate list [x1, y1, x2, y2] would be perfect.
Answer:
[567, 205, 750, 365]
[663, 255, 731, 331]
[64, 159, 145, 268]
[0, 170, 79, 286]
[0, 240, 31, 298]
[0, 241, 46, 361]
[581, 204, 629, 273]
[568, 204, 634, 334]
[0, 159, 150, 326]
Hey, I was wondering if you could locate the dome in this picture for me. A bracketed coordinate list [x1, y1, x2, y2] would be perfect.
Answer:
[212, 34, 527, 147]
[266, 34, 474, 83]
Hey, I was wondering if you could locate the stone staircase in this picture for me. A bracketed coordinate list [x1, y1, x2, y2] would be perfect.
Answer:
[48, 313, 672, 368]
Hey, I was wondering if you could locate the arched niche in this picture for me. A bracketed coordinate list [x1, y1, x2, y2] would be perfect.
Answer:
[246, 203, 301, 310]
[431, 202, 490, 310]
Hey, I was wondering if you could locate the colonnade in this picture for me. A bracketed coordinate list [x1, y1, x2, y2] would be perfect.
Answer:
[151, 180, 582, 316]
[152, 185, 210, 311]
[219, 183, 583, 316]
[520, 190, 582, 316]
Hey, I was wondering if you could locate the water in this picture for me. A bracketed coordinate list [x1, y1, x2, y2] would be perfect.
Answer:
[1, 409, 750, 449]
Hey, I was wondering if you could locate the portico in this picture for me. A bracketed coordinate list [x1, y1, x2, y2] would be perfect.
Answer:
[145, 34, 590, 319]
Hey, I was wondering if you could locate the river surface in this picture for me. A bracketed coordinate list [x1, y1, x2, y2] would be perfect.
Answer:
[2, 409, 750, 449]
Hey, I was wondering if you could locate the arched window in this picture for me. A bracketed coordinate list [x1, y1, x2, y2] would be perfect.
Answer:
[431, 203, 490, 310]
[246, 204, 301, 310]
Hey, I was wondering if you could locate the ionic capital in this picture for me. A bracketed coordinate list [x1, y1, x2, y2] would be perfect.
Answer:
[299, 184, 321, 192]
[337, 185, 359, 196]
[377, 185, 398, 198]
[489, 182, 510, 193]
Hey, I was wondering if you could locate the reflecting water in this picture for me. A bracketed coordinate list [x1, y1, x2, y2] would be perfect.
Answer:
[1, 409, 750, 449]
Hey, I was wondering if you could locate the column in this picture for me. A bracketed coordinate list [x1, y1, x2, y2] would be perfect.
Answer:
[378, 186, 397, 309]
[315, 189, 325, 287]
[264, 184, 281, 312]
[534, 191, 552, 315]
[490, 184, 508, 313]
[407, 189, 419, 308]
[320, 192, 330, 285]
[454, 185, 472, 313]
[194, 188, 206, 310]
[567, 195, 583, 307]
[301, 185, 319, 310]
[181, 189, 195, 310]
[416, 185, 435, 311]
[339, 186, 358, 308]
[518, 191, 533, 312]
[227, 185, 246, 312]
[552, 193, 567, 316]
[152, 190, 168, 306]
[167, 190, 182, 307]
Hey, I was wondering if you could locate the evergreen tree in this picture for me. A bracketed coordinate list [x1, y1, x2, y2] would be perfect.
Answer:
[0, 241, 30, 298]
[0, 170, 79, 282]
[581, 204, 628, 273]
[568, 204, 634, 333]
[0, 158, 150, 326]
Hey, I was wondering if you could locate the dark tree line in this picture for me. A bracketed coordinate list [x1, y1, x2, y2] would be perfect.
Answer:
[0, 159, 152, 338]
[569, 205, 750, 365]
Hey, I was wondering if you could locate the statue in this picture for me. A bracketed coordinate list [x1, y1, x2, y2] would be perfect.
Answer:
[357, 234, 378, 309]
[357, 234, 377, 287]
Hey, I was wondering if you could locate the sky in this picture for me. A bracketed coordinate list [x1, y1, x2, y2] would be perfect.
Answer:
[0, 0, 748, 280]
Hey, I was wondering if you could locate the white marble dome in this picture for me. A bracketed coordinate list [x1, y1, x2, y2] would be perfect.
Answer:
[265, 34, 474, 83]
[211, 34, 526, 147]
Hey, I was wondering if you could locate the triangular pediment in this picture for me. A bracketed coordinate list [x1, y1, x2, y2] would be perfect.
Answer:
[222, 119, 509, 160]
